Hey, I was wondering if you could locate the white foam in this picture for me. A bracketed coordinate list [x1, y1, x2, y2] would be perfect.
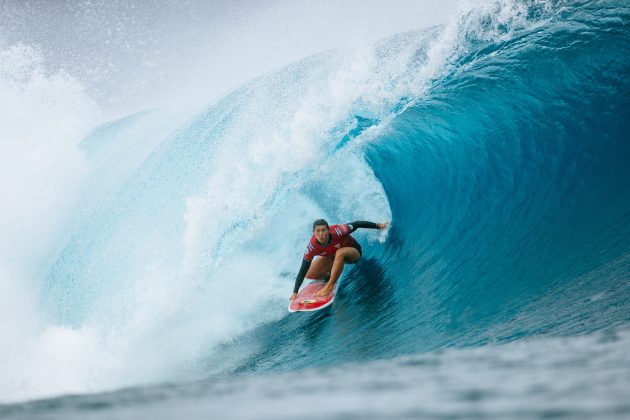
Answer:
[0, 45, 98, 268]
[0, 44, 99, 401]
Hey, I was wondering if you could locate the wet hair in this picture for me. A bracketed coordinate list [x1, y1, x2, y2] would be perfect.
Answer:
[312, 218, 329, 230]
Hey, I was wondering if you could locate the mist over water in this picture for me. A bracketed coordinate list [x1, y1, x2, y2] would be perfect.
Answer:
[0, 0, 457, 117]
[1, 1, 629, 416]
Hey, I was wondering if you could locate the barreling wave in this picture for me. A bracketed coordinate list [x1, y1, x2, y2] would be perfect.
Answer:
[1, 0, 628, 403]
[219, 0, 630, 374]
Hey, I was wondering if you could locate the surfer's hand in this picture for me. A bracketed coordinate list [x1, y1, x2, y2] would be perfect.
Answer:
[316, 288, 331, 298]
[377, 221, 389, 230]
[289, 293, 297, 301]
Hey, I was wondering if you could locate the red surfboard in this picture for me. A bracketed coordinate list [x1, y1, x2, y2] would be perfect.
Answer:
[288, 280, 338, 312]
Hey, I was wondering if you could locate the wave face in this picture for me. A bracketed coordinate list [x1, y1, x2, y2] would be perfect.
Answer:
[1, 0, 629, 404]
[219, 0, 630, 375]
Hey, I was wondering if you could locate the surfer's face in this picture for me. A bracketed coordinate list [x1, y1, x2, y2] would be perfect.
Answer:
[313, 225, 330, 243]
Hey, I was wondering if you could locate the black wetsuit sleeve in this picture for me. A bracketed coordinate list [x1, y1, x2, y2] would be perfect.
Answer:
[293, 259, 312, 293]
[348, 221, 379, 233]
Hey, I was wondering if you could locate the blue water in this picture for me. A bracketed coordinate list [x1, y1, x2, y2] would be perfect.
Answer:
[208, 0, 630, 373]
[1, 0, 629, 418]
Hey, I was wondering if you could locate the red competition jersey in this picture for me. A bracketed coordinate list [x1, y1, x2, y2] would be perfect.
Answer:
[303, 224, 358, 262]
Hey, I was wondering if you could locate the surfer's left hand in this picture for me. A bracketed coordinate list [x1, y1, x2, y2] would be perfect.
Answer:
[316, 288, 331, 298]
[377, 221, 389, 230]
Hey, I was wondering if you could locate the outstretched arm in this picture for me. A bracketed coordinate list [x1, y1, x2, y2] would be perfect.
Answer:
[348, 221, 389, 233]
[290, 259, 312, 300]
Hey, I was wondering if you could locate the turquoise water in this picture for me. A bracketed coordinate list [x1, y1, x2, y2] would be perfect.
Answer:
[1, 0, 629, 417]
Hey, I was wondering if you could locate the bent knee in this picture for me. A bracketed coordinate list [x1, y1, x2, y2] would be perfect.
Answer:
[336, 247, 361, 263]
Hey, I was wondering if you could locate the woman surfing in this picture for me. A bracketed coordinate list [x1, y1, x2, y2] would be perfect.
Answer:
[290, 219, 389, 300]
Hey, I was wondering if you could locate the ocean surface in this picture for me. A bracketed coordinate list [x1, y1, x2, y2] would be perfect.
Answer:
[1, 0, 629, 418]
[3, 329, 630, 419]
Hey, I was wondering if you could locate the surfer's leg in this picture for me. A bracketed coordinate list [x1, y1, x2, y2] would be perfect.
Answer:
[305, 256, 334, 280]
[319, 247, 360, 294]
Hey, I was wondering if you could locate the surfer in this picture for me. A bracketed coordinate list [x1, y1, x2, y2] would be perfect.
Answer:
[290, 219, 389, 300]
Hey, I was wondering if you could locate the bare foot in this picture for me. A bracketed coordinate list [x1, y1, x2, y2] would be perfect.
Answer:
[315, 288, 331, 298]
